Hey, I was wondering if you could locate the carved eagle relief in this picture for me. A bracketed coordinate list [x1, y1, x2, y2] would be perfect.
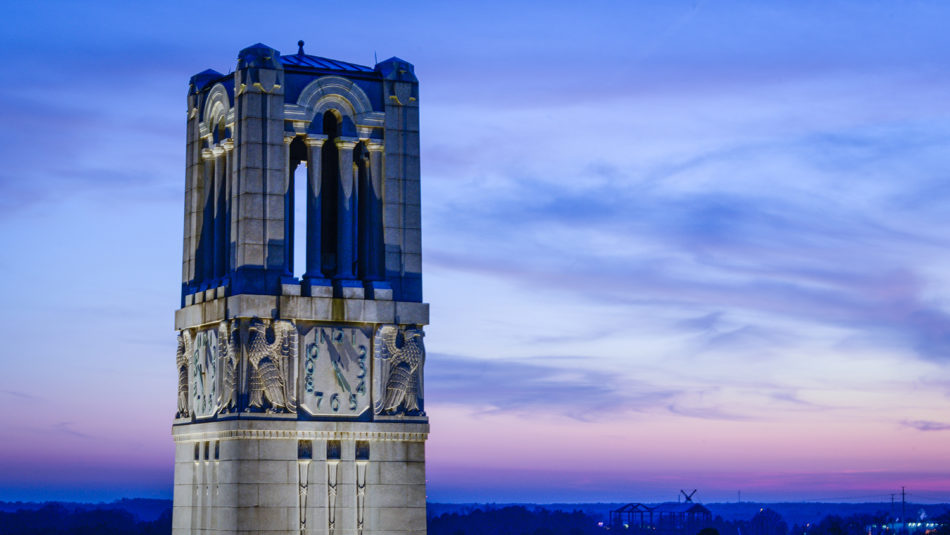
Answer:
[246, 318, 297, 413]
[217, 320, 240, 413]
[176, 329, 193, 418]
[376, 325, 425, 415]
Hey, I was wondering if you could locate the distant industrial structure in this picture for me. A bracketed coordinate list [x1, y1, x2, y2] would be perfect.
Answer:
[609, 502, 713, 534]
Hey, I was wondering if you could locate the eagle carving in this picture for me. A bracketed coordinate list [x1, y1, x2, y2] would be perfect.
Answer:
[176, 329, 193, 418]
[217, 320, 240, 413]
[246, 318, 297, 413]
[376, 325, 425, 415]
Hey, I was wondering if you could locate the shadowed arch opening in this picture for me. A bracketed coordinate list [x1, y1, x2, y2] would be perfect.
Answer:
[288, 136, 308, 277]
[321, 110, 342, 276]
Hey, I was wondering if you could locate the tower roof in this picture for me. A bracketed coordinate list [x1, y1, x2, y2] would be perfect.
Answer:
[280, 51, 374, 73]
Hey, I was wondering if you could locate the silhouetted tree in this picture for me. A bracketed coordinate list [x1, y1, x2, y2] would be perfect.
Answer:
[749, 508, 788, 535]
[428, 506, 601, 535]
[810, 513, 887, 535]
[0, 503, 172, 535]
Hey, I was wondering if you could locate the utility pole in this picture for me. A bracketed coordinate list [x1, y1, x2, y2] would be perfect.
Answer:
[902, 486, 906, 534]
[891, 494, 896, 523]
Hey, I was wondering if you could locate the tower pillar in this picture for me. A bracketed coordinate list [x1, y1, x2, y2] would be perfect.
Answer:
[304, 135, 331, 293]
[333, 137, 361, 295]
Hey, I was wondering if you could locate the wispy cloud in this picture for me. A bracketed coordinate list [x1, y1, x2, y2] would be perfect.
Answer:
[903, 420, 950, 432]
[426, 353, 680, 420]
[51, 422, 93, 440]
[426, 114, 950, 365]
[0, 390, 41, 401]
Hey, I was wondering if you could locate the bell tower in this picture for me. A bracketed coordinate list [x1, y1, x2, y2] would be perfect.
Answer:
[173, 42, 427, 535]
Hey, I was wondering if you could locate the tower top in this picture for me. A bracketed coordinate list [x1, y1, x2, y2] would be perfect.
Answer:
[179, 41, 424, 317]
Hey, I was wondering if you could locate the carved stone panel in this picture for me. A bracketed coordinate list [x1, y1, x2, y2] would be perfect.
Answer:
[216, 320, 240, 414]
[373, 325, 425, 416]
[246, 318, 298, 413]
[176, 330, 192, 418]
[189, 327, 219, 418]
[298, 325, 371, 416]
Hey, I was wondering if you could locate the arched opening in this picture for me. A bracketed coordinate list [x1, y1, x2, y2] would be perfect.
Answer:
[215, 116, 227, 144]
[321, 110, 342, 277]
[288, 136, 308, 278]
[213, 138, 227, 280]
[194, 153, 214, 285]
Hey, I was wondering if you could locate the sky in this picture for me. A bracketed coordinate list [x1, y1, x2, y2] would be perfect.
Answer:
[1, 0, 950, 505]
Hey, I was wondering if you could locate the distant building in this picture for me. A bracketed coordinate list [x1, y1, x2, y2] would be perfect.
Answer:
[865, 521, 944, 535]
[610, 503, 713, 534]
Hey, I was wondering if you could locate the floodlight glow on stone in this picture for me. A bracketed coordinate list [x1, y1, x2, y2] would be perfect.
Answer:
[173, 41, 429, 535]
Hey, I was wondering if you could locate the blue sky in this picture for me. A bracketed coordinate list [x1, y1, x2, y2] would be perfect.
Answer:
[2, 0, 950, 503]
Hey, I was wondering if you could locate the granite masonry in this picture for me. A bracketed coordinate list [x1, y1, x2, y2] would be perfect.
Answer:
[172, 42, 427, 535]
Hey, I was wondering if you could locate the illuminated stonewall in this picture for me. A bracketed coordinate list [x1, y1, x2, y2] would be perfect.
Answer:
[172, 42, 427, 534]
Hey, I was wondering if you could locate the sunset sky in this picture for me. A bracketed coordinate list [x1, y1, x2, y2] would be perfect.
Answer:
[2, 0, 950, 504]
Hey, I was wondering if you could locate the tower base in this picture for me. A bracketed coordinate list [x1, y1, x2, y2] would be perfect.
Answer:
[172, 420, 428, 534]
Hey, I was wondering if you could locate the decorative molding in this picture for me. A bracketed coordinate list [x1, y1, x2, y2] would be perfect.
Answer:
[172, 428, 429, 443]
[298, 459, 310, 535]
[356, 461, 367, 535]
[297, 76, 371, 116]
[201, 82, 231, 135]
[327, 460, 339, 535]
[292, 75, 385, 128]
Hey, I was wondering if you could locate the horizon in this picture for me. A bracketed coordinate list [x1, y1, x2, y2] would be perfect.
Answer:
[1, 496, 946, 506]
[2, 1, 950, 504]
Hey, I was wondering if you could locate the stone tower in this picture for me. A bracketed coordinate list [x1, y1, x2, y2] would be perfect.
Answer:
[173, 42, 427, 535]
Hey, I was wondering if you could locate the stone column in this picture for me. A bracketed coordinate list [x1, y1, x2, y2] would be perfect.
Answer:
[365, 141, 386, 282]
[304, 135, 331, 296]
[378, 57, 421, 302]
[183, 98, 199, 302]
[230, 43, 285, 296]
[222, 138, 234, 283]
[212, 145, 226, 283]
[334, 137, 361, 296]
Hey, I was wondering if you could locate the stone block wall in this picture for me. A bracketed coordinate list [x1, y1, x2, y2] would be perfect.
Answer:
[172, 421, 427, 535]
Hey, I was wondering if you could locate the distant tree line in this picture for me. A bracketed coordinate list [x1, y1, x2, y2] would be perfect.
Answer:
[3, 502, 949, 535]
[429, 506, 603, 535]
[725, 509, 950, 535]
[0, 503, 171, 535]
[430, 506, 950, 535]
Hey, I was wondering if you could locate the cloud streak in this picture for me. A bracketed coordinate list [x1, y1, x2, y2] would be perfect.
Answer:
[903, 420, 950, 432]
[426, 353, 680, 421]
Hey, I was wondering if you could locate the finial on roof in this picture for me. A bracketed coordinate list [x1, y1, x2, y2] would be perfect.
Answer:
[298, 40, 305, 55]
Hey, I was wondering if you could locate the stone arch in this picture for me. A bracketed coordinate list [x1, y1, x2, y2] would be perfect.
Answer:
[202, 83, 231, 141]
[297, 75, 374, 131]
